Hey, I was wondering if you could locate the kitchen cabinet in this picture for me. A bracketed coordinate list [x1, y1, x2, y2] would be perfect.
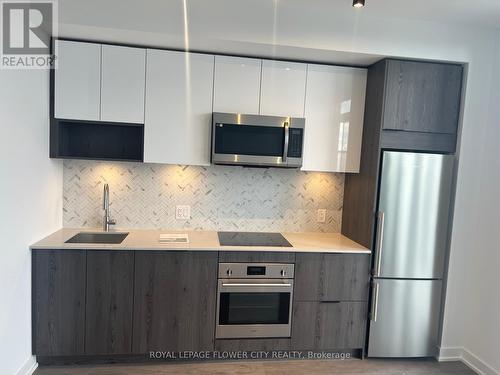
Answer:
[54, 40, 101, 121]
[100, 45, 146, 124]
[302, 65, 367, 173]
[383, 60, 462, 135]
[213, 56, 262, 114]
[342, 59, 463, 250]
[132, 251, 218, 352]
[294, 254, 371, 302]
[260, 60, 307, 117]
[291, 301, 367, 350]
[144, 49, 214, 166]
[33, 250, 86, 356]
[85, 251, 134, 355]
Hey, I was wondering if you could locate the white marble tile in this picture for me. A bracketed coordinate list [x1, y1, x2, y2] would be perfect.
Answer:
[63, 160, 345, 232]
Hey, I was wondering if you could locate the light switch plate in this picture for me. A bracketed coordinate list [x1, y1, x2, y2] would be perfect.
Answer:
[317, 209, 327, 223]
[175, 205, 191, 220]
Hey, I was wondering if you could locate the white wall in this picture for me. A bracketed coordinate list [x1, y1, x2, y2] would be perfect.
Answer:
[442, 31, 500, 374]
[0, 68, 62, 375]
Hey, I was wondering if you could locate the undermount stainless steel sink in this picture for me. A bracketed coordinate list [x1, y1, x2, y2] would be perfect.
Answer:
[65, 232, 129, 244]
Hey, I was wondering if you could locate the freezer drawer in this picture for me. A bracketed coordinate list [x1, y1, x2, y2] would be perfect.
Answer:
[375, 151, 454, 279]
[368, 279, 442, 358]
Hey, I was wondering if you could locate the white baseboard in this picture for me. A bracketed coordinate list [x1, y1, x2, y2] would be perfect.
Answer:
[15, 356, 38, 375]
[438, 347, 499, 375]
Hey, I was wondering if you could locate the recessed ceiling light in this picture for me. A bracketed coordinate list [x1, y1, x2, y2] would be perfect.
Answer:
[353, 0, 365, 8]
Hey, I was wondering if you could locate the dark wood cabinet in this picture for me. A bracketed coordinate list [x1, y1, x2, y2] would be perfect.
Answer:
[85, 251, 134, 355]
[132, 251, 218, 353]
[343, 59, 464, 249]
[294, 254, 371, 302]
[383, 60, 462, 135]
[291, 301, 367, 350]
[33, 250, 86, 356]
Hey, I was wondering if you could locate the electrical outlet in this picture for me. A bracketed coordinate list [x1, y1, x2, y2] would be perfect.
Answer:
[175, 205, 191, 220]
[317, 209, 327, 223]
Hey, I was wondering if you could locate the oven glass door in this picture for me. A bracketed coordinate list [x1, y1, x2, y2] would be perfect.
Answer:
[219, 292, 290, 325]
[216, 279, 293, 338]
[214, 124, 285, 157]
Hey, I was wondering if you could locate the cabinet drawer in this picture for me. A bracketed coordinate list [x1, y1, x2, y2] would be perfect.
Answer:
[291, 301, 367, 350]
[294, 254, 370, 302]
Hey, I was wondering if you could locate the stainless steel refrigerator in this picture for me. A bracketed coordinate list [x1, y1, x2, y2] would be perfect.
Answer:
[368, 151, 455, 358]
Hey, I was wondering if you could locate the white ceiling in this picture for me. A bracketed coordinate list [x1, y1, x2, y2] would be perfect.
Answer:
[59, 0, 500, 32]
[57, 0, 500, 66]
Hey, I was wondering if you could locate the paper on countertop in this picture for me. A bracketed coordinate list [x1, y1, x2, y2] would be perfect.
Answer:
[159, 233, 189, 243]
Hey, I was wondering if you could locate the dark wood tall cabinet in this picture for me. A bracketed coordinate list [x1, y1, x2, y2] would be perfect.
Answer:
[342, 59, 463, 249]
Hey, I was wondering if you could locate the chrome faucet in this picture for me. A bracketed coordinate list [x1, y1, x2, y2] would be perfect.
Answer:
[102, 183, 116, 231]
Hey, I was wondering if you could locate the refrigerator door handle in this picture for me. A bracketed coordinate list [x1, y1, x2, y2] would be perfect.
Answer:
[373, 211, 385, 277]
[370, 281, 380, 322]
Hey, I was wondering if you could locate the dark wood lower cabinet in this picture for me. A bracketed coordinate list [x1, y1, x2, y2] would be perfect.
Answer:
[85, 251, 134, 355]
[33, 249, 368, 360]
[291, 301, 367, 350]
[294, 254, 371, 302]
[132, 251, 218, 353]
[33, 250, 86, 356]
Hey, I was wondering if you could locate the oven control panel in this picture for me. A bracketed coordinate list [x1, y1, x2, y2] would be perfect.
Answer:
[218, 263, 294, 279]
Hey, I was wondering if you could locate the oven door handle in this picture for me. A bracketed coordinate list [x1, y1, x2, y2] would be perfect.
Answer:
[221, 282, 292, 287]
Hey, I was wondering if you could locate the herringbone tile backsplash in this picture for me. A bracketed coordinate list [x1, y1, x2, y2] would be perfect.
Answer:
[63, 160, 344, 232]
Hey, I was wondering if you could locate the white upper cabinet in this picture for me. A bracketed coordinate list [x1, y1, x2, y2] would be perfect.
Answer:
[144, 49, 214, 166]
[302, 64, 367, 173]
[213, 56, 262, 114]
[100, 45, 146, 124]
[259, 60, 307, 117]
[54, 40, 101, 121]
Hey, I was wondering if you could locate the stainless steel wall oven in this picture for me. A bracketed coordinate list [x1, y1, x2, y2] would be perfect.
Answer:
[216, 263, 294, 339]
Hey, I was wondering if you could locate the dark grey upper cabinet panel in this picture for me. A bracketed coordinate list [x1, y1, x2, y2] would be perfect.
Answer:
[133, 251, 218, 353]
[33, 250, 86, 356]
[85, 251, 134, 355]
[383, 60, 462, 135]
[294, 254, 371, 302]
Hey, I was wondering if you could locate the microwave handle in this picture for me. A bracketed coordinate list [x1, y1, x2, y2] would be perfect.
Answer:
[283, 122, 289, 163]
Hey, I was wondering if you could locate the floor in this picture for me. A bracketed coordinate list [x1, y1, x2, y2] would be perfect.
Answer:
[35, 359, 476, 375]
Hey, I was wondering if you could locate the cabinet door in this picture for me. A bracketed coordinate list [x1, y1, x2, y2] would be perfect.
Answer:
[302, 65, 367, 173]
[54, 40, 101, 121]
[33, 250, 86, 356]
[133, 251, 218, 353]
[260, 60, 307, 117]
[144, 49, 214, 165]
[213, 56, 262, 114]
[100, 45, 146, 124]
[383, 60, 462, 134]
[85, 251, 134, 355]
[291, 301, 367, 350]
[294, 254, 370, 302]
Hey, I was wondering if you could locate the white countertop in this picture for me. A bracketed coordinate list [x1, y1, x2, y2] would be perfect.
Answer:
[30, 228, 370, 254]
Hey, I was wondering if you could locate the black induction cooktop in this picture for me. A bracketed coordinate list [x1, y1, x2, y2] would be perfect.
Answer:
[217, 231, 292, 247]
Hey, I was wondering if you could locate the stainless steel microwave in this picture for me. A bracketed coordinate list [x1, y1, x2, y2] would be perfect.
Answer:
[211, 112, 305, 168]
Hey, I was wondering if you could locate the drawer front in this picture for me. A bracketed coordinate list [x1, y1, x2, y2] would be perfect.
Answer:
[215, 339, 291, 351]
[291, 301, 367, 350]
[218, 251, 295, 263]
[294, 254, 370, 302]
